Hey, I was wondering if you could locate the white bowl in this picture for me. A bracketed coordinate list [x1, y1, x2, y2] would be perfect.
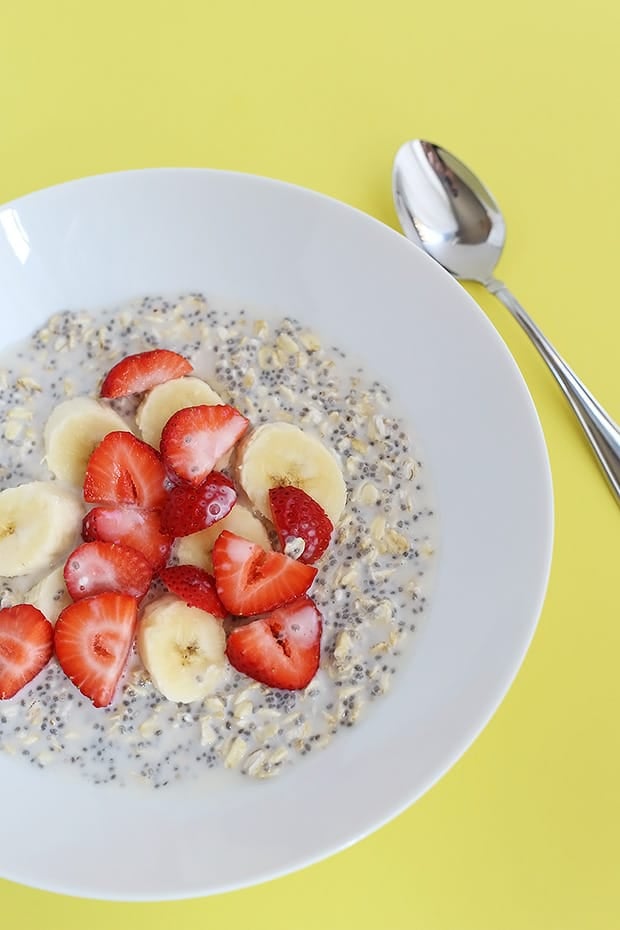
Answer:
[0, 169, 553, 900]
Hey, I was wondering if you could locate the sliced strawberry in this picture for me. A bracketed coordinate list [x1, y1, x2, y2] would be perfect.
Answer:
[100, 349, 192, 398]
[160, 404, 249, 485]
[83, 506, 172, 571]
[212, 531, 317, 616]
[160, 472, 237, 537]
[54, 593, 137, 707]
[159, 565, 227, 619]
[0, 605, 54, 699]
[83, 431, 167, 509]
[64, 541, 153, 601]
[269, 486, 334, 564]
[226, 596, 322, 690]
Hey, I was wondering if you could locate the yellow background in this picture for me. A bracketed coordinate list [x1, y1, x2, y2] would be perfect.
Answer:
[1, 1, 618, 927]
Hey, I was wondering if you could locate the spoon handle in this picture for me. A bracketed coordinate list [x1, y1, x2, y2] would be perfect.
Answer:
[487, 278, 620, 503]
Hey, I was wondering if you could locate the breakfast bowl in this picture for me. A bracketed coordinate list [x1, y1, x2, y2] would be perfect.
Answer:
[0, 169, 553, 900]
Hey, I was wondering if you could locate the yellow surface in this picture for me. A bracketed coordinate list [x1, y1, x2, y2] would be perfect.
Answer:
[0, 1, 618, 927]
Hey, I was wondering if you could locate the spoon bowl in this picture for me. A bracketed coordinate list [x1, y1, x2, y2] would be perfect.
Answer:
[393, 141, 506, 282]
[392, 139, 620, 502]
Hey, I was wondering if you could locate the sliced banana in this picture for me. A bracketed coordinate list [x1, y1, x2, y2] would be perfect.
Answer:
[136, 376, 224, 448]
[175, 502, 271, 573]
[0, 481, 84, 578]
[236, 422, 347, 524]
[24, 564, 71, 624]
[137, 593, 226, 703]
[44, 396, 132, 486]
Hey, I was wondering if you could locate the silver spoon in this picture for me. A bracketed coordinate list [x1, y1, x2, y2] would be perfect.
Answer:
[392, 139, 620, 504]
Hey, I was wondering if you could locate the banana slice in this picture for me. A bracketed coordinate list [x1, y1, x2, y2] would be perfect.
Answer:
[0, 481, 84, 578]
[136, 377, 224, 448]
[175, 502, 271, 573]
[44, 396, 132, 486]
[236, 422, 347, 524]
[24, 565, 71, 624]
[137, 593, 226, 703]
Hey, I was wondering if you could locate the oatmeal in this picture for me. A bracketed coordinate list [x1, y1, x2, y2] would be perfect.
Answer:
[0, 294, 436, 787]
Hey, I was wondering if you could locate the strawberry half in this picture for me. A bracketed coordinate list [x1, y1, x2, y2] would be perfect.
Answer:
[83, 506, 172, 571]
[54, 593, 138, 707]
[100, 349, 192, 398]
[159, 565, 227, 619]
[64, 541, 153, 601]
[83, 431, 167, 510]
[160, 472, 237, 537]
[160, 404, 249, 485]
[0, 605, 54, 699]
[269, 486, 334, 564]
[212, 531, 317, 616]
[226, 596, 322, 690]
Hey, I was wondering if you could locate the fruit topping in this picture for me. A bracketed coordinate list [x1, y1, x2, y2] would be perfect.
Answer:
[137, 594, 225, 703]
[269, 485, 333, 564]
[160, 472, 237, 537]
[212, 531, 317, 616]
[64, 541, 153, 601]
[160, 403, 249, 486]
[0, 604, 54, 699]
[100, 349, 192, 398]
[159, 564, 227, 619]
[82, 506, 172, 571]
[226, 596, 322, 690]
[54, 593, 138, 708]
[83, 431, 167, 509]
